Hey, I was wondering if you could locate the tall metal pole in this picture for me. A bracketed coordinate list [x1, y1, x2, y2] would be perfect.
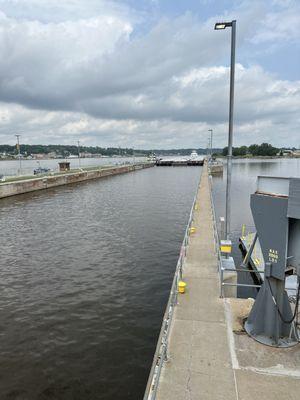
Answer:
[77, 140, 81, 168]
[225, 20, 236, 240]
[208, 129, 213, 160]
[15, 134, 21, 175]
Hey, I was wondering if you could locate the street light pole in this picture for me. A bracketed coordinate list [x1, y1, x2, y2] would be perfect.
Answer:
[77, 140, 81, 168]
[215, 20, 236, 240]
[227, 20, 236, 240]
[15, 134, 21, 175]
[208, 129, 213, 160]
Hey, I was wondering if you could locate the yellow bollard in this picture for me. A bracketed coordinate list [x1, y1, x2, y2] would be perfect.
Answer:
[190, 226, 196, 234]
[220, 240, 232, 254]
[194, 203, 198, 211]
[178, 281, 187, 294]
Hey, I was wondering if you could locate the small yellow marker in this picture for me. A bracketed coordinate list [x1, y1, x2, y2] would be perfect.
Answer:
[194, 203, 198, 211]
[220, 239, 232, 254]
[190, 226, 196, 234]
[178, 281, 187, 294]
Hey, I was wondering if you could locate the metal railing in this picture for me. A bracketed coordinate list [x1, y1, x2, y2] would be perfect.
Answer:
[209, 175, 263, 296]
[209, 175, 266, 296]
[143, 178, 199, 400]
[208, 175, 299, 297]
[209, 178, 219, 251]
[208, 175, 226, 292]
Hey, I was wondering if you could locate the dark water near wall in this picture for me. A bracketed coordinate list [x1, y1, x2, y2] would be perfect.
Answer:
[0, 166, 201, 400]
[212, 158, 300, 297]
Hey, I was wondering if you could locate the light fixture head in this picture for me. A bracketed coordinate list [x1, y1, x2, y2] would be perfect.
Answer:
[214, 21, 233, 30]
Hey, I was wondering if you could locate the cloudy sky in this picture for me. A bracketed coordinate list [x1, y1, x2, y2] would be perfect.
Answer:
[0, 0, 299, 149]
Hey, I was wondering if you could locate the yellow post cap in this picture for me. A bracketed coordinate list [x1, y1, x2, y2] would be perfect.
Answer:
[178, 281, 187, 293]
[220, 239, 232, 254]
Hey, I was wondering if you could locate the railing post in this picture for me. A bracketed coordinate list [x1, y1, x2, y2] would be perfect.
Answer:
[220, 267, 224, 298]
[220, 217, 225, 241]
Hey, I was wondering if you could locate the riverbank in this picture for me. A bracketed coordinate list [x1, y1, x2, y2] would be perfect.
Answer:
[0, 162, 154, 199]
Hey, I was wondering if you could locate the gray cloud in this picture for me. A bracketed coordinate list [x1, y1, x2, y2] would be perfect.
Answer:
[0, 0, 298, 148]
[0, 4, 263, 112]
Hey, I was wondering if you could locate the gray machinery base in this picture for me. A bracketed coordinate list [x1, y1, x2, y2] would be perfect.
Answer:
[244, 320, 298, 348]
[244, 278, 298, 348]
[245, 176, 300, 348]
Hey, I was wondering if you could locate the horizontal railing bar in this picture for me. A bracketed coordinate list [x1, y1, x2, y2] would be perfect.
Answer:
[222, 267, 265, 274]
[222, 282, 298, 291]
[222, 282, 261, 288]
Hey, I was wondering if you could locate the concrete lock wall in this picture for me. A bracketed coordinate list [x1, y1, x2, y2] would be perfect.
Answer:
[0, 163, 153, 199]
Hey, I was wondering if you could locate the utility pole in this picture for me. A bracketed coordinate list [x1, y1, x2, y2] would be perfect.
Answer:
[15, 134, 21, 175]
[77, 140, 81, 168]
[208, 129, 213, 161]
[215, 20, 236, 240]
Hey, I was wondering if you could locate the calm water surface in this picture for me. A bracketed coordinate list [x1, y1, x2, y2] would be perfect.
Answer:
[0, 166, 201, 400]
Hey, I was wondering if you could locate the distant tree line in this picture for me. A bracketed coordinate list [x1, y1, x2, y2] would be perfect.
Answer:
[0, 144, 138, 157]
[0, 143, 286, 157]
[222, 143, 279, 157]
[0, 144, 223, 156]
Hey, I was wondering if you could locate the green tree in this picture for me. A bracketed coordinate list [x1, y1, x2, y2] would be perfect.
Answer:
[248, 144, 259, 156]
[239, 146, 248, 156]
[258, 143, 278, 156]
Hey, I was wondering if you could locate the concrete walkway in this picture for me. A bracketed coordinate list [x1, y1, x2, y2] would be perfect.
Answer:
[155, 165, 300, 399]
[156, 166, 237, 400]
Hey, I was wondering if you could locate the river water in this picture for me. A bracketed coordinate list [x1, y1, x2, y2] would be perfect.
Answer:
[0, 166, 201, 400]
[1, 158, 300, 399]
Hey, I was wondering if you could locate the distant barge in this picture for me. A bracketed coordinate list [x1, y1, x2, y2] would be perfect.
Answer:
[156, 159, 204, 166]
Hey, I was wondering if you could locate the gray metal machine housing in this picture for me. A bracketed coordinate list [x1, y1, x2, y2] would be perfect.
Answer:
[245, 176, 300, 347]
